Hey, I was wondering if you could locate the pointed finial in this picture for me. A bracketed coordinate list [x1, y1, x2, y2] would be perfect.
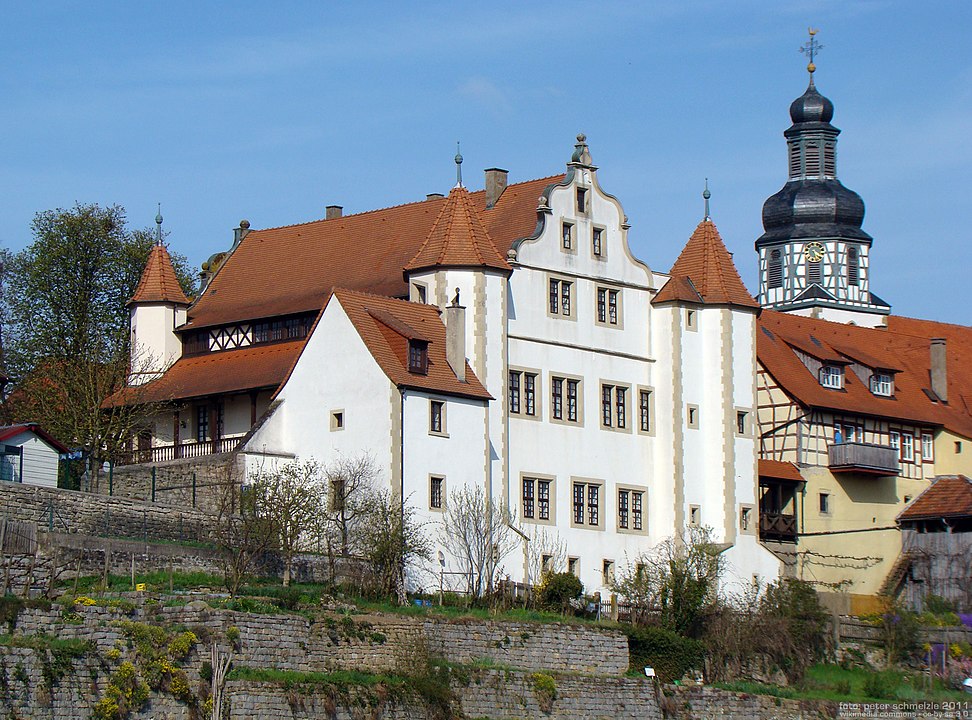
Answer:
[800, 27, 823, 81]
[454, 141, 463, 187]
[155, 203, 163, 246]
[703, 179, 711, 220]
[570, 133, 593, 166]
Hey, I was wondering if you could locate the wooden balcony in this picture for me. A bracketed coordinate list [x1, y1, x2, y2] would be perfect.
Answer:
[114, 436, 243, 466]
[828, 441, 900, 476]
[760, 512, 797, 542]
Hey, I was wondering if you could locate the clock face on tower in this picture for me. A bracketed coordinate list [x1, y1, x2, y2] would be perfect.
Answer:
[803, 242, 826, 262]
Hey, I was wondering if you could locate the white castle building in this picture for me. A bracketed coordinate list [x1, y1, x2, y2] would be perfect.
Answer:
[121, 134, 782, 595]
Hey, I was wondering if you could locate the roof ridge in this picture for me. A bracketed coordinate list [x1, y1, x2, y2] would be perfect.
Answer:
[247, 174, 564, 234]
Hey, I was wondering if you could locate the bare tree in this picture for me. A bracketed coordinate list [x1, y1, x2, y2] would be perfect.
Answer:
[258, 459, 327, 586]
[212, 472, 276, 596]
[441, 485, 519, 598]
[324, 454, 379, 557]
[526, 526, 568, 586]
[359, 490, 432, 603]
[613, 525, 724, 634]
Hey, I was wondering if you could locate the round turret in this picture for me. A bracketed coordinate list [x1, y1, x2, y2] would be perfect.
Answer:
[789, 82, 834, 124]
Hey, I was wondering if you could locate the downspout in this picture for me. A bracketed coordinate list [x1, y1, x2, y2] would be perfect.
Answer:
[398, 386, 406, 601]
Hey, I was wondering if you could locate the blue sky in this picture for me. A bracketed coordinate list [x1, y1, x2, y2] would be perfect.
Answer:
[2, 1, 969, 324]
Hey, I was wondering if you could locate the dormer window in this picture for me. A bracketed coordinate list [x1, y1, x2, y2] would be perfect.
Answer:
[819, 365, 843, 389]
[408, 340, 428, 375]
[870, 373, 893, 397]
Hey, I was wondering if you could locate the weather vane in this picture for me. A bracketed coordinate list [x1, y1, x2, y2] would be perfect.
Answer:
[800, 27, 823, 77]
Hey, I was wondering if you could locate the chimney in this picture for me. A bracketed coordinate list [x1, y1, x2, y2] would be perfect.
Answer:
[326, 205, 343, 220]
[930, 338, 948, 403]
[444, 288, 466, 382]
[426, 193, 444, 201]
[484, 168, 508, 209]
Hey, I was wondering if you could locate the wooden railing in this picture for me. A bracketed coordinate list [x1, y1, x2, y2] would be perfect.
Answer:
[114, 436, 243, 466]
[828, 441, 900, 475]
[760, 512, 797, 541]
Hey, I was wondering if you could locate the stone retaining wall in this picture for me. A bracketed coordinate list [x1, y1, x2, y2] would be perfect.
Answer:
[105, 453, 241, 513]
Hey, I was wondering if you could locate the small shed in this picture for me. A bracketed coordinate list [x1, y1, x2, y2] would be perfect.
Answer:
[894, 475, 972, 612]
[0, 423, 69, 488]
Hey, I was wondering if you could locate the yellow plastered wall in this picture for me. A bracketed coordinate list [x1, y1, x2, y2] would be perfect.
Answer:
[933, 430, 972, 476]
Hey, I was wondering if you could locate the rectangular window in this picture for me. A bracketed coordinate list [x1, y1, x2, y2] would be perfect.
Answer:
[541, 554, 553, 574]
[808, 259, 822, 285]
[689, 505, 701, 527]
[597, 288, 607, 323]
[889, 430, 900, 454]
[562, 222, 573, 250]
[430, 476, 443, 510]
[922, 433, 934, 461]
[509, 371, 521, 414]
[618, 489, 629, 529]
[572, 482, 584, 524]
[522, 477, 535, 519]
[870, 373, 892, 396]
[687, 405, 699, 428]
[408, 340, 429, 374]
[330, 410, 344, 431]
[601, 385, 613, 427]
[566, 379, 578, 422]
[736, 411, 748, 435]
[552, 378, 563, 420]
[549, 278, 572, 316]
[538, 479, 550, 521]
[740, 506, 752, 532]
[576, 188, 587, 213]
[639, 390, 651, 432]
[608, 290, 618, 324]
[632, 491, 643, 530]
[902, 434, 914, 462]
[602, 559, 614, 586]
[819, 492, 831, 514]
[596, 287, 619, 325]
[430, 400, 444, 434]
[588, 484, 599, 526]
[524, 373, 537, 416]
[616, 387, 626, 429]
[568, 557, 579, 577]
[592, 228, 603, 256]
[196, 405, 209, 442]
[819, 366, 843, 389]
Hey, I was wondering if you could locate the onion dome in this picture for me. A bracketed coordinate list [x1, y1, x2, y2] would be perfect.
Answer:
[789, 81, 834, 124]
[756, 81, 872, 248]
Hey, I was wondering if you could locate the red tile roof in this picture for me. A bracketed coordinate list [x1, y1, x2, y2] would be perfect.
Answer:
[332, 289, 490, 401]
[0, 423, 70, 453]
[183, 176, 558, 330]
[653, 220, 759, 308]
[129, 245, 191, 306]
[758, 458, 804, 483]
[107, 340, 307, 405]
[404, 186, 511, 273]
[898, 475, 972, 521]
[758, 311, 972, 438]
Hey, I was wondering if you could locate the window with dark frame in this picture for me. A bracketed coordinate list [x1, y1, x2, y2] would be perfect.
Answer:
[430, 476, 443, 509]
[576, 187, 587, 213]
[819, 492, 830, 514]
[592, 228, 602, 256]
[549, 279, 572, 316]
[524, 373, 537, 416]
[632, 491, 643, 530]
[522, 477, 535, 518]
[618, 490, 629, 529]
[562, 222, 573, 250]
[552, 378, 563, 420]
[566, 379, 578, 422]
[430, 400, 444, 434]
[736, 411, 747, 435]
[561, 281, 571, 316]
[616, 387, 626, 428]
[847, 246, 859, 286]
[509, 371, 521, 414]
[808, 259, 822, 285]
[597, 288, 607, 323]
[196, 405, 209, 442]
[408, 340, 429, 375]
[572, 482, 584, 524]
[608, 290, 618, 324]
[639, 390, 651, 432]
[537, 479, 550, 520]
[588, 484, 599, 525]
[601, 385, 613, 427]
[768, 248, 783, 288]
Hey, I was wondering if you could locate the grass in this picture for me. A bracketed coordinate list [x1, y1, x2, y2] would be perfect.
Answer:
[715, 663, 967, 703]
[227, 666, 409, 694]
[0, 633, 94, 654]
[65, 570, 227, 594]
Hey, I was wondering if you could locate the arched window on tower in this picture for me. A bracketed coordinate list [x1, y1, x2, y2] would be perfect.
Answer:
[768, 249, 783, 288]
[807, 259, 822, 285]
[847, 246, 859, 286]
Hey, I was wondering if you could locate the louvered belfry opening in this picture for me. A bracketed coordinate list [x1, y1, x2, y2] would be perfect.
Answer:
[847, 245, 859, 286]
[768, 248, 783, 288]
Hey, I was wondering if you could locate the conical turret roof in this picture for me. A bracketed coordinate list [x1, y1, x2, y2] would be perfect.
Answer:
[404, 185, 511, 274]
[654, 219, 758, 309]
[128, 245, 191, 306]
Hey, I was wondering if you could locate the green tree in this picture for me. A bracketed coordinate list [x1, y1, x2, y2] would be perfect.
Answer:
[0, 203, 195, 474]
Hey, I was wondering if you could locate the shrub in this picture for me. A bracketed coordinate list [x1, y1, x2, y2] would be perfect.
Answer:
[623, 624, 705, 683]
[529, 672, 556, 712]
[876, 599, 919, 665]
[535, 572, 583, 614]
[862, 670, 898, 700]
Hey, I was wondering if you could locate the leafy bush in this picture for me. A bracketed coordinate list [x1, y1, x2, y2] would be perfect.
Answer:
[862, 670, 898, 700]
[924, 594, 957, 615]
[535, 572, 583, 614]
[623, 624, 705, 683]
[529, 672, 557, 712]
[876, 599, 919, 665]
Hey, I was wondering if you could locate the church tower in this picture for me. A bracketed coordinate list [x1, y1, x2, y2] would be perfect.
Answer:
[756, 32, 890, 327]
